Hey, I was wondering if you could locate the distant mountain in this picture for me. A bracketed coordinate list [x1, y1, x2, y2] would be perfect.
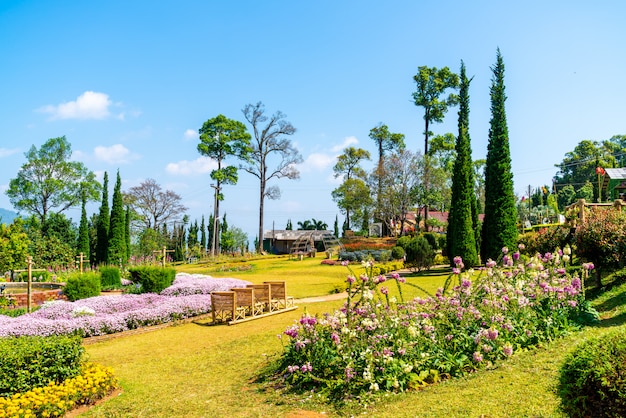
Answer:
[0, 208, 19, 225]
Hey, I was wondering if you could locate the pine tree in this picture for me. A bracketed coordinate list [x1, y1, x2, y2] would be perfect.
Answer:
[77, 192, 90, 259]
[334, 215, 339, 238]
[447, 61, 478, 267]
[95, 172, 110, 264]
[200, 216, 207, 253]
[108, 171, 127, 266]
[481, 49, 518, 262]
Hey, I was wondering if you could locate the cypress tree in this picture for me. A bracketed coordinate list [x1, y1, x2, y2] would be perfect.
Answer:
[125, 205, 131, 261]
[77, 192, 90, 259]
[95, 172, 110, 264]
[481, 49, 518, 262]
[108, 170, 127, 266]
[447, 61, 478, 267]
[200, 215, 207, 253]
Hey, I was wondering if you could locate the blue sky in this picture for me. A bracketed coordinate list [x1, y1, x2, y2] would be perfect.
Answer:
[1, 1, 625, 241]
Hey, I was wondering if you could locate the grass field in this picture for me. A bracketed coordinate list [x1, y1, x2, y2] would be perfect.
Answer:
[80, 255, 626, 417]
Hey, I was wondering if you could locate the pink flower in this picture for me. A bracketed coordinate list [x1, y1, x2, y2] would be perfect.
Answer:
[502, 247, 509, 254]
[473, 351, 483, 362]
[380, 286, 389, 295]
[503, 343, 513, 357]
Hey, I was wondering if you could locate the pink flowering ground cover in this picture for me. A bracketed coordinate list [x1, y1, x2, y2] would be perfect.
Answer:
[0, 273, 250, 338]
[270, 246, 598, 400]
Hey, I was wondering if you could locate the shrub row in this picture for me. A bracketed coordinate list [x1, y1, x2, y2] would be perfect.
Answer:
[558, 330, 626, 417]
[63, 272, 101, 302]
[339, 250, 392, 263]
[127, 266, 176, 293]
[0, 335, 84, 397]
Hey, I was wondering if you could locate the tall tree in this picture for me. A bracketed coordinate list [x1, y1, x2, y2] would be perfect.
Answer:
[6, 136, 99, 223]
[77, 192, 90, 259]
[95, 172, 110, 264]
[125, 178, 187, 230]
[241, 102, 303, 252]
[447, 61, 478, 267]
[413, 67, 459, 225]
[369, 124, 405, 234]
[198, 114, 252, 253]
[332, 147, 371, 230]
[200, 215, 207, 253]
[331, 178, 371, 231]
[108, 171, 127, 266]
[125, 205, 131, 261]
[481, 49, 518, 262]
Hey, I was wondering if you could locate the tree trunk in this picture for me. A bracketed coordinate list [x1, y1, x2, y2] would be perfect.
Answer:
[258, 179, 265, 253]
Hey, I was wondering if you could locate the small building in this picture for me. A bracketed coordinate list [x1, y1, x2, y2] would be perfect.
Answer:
[602, 168, 626, 201]
[262, 230, 333, 254]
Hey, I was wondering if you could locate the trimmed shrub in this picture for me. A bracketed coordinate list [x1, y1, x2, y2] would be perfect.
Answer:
[422, 232, 438, 250]
[404, 235, 434, 271]
[391, 246, 405, 260]
[557, 330, 626, 417]
[437, 234, 447, 256]
[127, 266, 176, 293]
[0, 335, 84, 397]
[63, 272, 101, 301]
[99, 266, 122, 288]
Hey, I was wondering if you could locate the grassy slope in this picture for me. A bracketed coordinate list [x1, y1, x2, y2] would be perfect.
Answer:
[82, 257, 626, 417]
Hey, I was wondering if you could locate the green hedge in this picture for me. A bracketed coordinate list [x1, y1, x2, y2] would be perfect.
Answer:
[18, 270, 52, 282]
[0, 335, 84, 397]
[63, 272, 101, 301]
[127, 266, 176, 293]
[557, 330, 626, 417]
[99, 266, 122, 288]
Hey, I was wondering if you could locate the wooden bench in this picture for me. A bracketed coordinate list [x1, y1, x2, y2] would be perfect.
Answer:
[264, 281, 295, 311]
[231, 287, 264, 316]
[211, 291, 246, 323]
[246, 283, 272, 313]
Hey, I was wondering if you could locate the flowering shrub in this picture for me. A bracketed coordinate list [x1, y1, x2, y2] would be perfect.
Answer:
[271, 249, 593, 399]
[0, 362, 117, 418]
[0, 274, 251, 337]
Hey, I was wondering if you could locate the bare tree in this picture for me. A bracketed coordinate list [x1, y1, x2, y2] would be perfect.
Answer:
[241, 102, 302, 252]
[125, 178, 187, 231]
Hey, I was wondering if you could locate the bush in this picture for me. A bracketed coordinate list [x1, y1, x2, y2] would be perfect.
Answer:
[391, 246, 405, 260]
[63, 272, 101, 301]
[127, 266, 176, 293]
[99, 266, 122, 288]
[404, 235, 434, 271]
[422, 232, 438, 250]
[518, 226, 572, 257]
[0, 335, 84, 397]
[575, 208, 626, 274]
[437, 234, 447, 256]
[557, 330, 626, 417]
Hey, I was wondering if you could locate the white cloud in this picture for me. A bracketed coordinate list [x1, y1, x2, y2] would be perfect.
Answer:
[166, 156, 218, 175]
[94, 144, 137, 164]
[300, 152, 335, 173]
[0, 148, 20, 158]
[39, 91, 113, 120]
[331, 136, 358, 153]
[183, 129, 197, 141]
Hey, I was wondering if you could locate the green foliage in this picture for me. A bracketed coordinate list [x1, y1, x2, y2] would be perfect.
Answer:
[17, 270, 52, 282]
[557, 330, 626, 417]
[339, 250, 392, 263]
[481, 49, 518, 262]
[108, 171, 127, 265]
[77, 194, 90, 258]
[127, 266, 176, 293]
[575, 208, 626, 273]
[96, 172, 110, 264]
[63, 272, 101, 301]
[404, 235, 434, 271]
[0, 335, 84, 397]
[447, 62, 479, 268]
[0, 220, 30, 272]
[6, 136, 100, 224]
[28, 232, 76, 271]
[518, 226, 572, 257]
[422, 232, 438, 250]
[99, 266, 122, 288]
[391, 246, 405, 260]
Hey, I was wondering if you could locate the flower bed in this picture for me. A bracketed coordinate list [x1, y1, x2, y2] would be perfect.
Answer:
[0, 274, 251, 338]
[0, 362, 117, 418]
[271, 247, 595, 399]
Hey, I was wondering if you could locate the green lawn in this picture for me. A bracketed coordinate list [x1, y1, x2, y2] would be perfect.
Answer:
[80, 256, 626, 417]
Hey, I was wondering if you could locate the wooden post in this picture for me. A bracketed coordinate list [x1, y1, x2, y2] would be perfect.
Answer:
[14, 256, 45, 312]
[76, 252, 90, 274]
[153, 246, 174, 268]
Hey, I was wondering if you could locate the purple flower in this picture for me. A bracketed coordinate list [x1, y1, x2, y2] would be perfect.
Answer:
[473, 351, 483, 363]
[346, 275, 356, 284]
[503, 343, 513, 357]
[487, 328, 499, 340]
[502, 247, 509, 255]
[380, 286, 389, 295]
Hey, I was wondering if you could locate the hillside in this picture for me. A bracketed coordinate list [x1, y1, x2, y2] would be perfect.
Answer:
[0, 208, 19, 224]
